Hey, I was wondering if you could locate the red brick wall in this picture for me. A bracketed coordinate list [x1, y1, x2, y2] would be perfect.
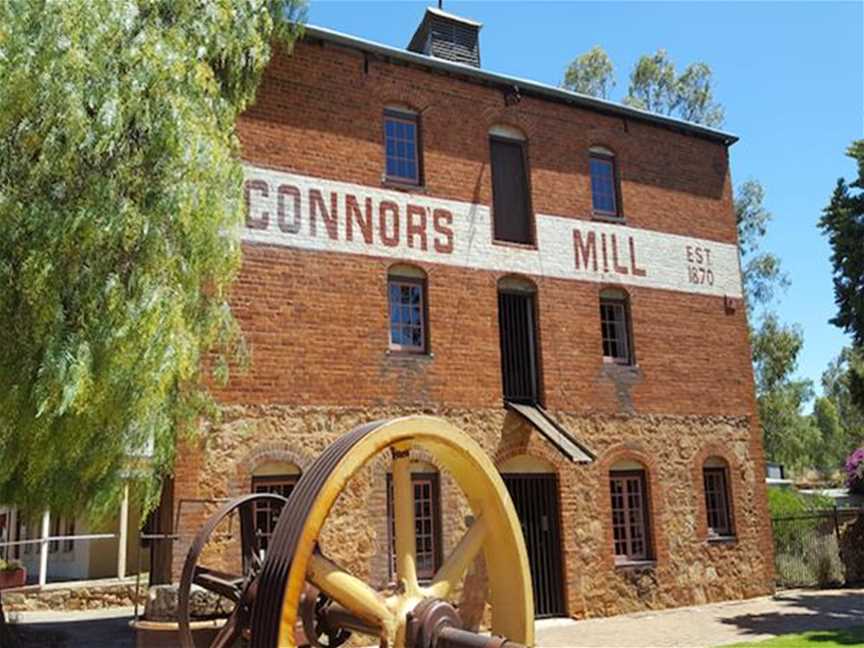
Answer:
[215, 38, 756, 419]
[167, 37, 776, 615]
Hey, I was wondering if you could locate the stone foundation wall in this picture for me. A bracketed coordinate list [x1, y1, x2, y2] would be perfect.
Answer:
[1, 578, 146, 612]
[170, 404, 774, 620]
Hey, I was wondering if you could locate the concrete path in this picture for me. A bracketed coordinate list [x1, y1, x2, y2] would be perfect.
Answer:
[6, 588, 864, 647]
[536, 588, 864, 647]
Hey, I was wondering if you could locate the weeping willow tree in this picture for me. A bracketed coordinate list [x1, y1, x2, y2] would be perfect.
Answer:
[0, 3, 305, 633]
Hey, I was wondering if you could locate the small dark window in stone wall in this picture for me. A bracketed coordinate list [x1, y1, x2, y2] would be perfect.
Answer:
[252, 475, 299, 551]
[490, 137, 533, 244]
[610, 470, 651, 563]
[703, 466, 734, 538]
[387, 473, 442, 582]
[384, 109, 421, 185]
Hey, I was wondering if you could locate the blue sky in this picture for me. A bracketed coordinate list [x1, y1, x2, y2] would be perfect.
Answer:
[308, 1, 864, 396]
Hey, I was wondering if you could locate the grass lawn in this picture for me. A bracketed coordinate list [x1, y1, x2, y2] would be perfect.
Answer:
[723, 625, 864, 647]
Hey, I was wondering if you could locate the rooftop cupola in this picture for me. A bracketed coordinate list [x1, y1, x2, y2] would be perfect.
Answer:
[407, 6, 482, 67]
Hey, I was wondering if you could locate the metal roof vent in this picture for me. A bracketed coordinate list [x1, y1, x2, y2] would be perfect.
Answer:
[407, 6, 482, 68]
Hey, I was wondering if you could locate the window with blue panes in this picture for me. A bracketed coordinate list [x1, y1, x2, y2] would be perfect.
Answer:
[388, 277, 426, 352]
[590, 153, 619, 216]
[384, 109, 421, 185]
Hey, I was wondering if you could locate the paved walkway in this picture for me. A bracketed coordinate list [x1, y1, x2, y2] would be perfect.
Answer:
[536, 588, 864, 647]
[7, 588, 864, 647]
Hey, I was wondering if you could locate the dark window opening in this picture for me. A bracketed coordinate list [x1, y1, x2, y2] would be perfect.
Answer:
[590, 153, 619, 217]
[252, 474, 299, 552]
[498, 288, 540, 403]
[704, 466, 734, 538]
[610, 470, 651, 563]
[490, 137, 533, 244]
[384, 109, 421, 185]
[386, 473, 442, 582]
[600, 294, 633, 365]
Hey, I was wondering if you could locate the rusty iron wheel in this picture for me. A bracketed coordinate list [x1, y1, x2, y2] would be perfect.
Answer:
[178, 493, 288, 648]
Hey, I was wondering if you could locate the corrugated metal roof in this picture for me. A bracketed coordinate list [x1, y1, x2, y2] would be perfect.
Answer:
[302, 24, 739, 146]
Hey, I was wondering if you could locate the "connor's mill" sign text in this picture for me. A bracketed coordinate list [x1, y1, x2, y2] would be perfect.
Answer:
[242, 164, 742, 299]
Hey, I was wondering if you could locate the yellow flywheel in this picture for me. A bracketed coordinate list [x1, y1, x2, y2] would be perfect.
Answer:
[249, 416, 535, 648]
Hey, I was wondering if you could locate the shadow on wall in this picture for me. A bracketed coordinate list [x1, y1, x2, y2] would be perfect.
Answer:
[718, 588, 864, 640]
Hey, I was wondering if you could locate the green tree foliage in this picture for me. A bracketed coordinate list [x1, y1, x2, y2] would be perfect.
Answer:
[0, 0, 306, 519]
[820, 141, 864, 415]
[812, 396, 846, 473]
[821, 348, 864, 455]
[560, 47, 725, 127]
[752, 315, 820, 471]
[561, 46, 615, 99]
[623, 50, 725, 127]
[735, 180, 789, 312]
[820, 141, 864, 349]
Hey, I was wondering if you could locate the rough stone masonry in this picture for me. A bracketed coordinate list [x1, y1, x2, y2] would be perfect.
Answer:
[163, 10, 775, 623]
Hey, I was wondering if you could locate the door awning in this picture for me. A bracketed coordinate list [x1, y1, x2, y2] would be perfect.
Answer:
[505, 402, 595, 464]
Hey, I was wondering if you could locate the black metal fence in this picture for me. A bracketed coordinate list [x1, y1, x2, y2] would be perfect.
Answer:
[771, 507, 863, 588]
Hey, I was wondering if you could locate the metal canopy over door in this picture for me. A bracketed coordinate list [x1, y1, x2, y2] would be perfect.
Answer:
[498, 290, 540, 403]
[503, 473, 566, 618]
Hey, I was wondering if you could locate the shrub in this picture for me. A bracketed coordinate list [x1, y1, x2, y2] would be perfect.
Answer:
[0, 559, 22, 572]
[845, 447, 864, 495]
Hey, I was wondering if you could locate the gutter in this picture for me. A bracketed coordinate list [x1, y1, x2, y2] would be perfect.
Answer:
[303, 25, 739, 146]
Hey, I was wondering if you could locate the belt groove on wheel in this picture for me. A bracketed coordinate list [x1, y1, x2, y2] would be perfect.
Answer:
[251, 417, 534, 648]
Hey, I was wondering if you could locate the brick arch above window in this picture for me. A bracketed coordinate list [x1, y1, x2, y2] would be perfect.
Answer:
[388, 262, 427, 280]
[480, 106, 539, 142]
[497, 273, 537, 293]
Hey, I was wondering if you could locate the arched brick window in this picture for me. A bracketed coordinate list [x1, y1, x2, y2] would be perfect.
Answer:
[599, 288, 635, 365]
[387, 264, 429, 354]
[589, 145, 622, 219]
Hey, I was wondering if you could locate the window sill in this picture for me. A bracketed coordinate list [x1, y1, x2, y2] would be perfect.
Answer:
[386, 349, 435, 360]
[615, 560, 656, 570]
[603, 358, 637, 369]
[707, 535, 737, 546]
[592, 212, 626, 224]
[381, 179, 426, 193]
[491, 238, 538, 251]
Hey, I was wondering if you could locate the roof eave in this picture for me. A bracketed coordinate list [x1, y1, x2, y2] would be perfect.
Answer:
[302, 25, 739, 146]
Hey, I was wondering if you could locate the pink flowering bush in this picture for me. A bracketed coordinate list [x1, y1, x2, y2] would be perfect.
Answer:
[846, 447, 864, 495]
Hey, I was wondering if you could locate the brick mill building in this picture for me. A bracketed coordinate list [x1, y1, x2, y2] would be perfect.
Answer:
[158, 8, 775, 620]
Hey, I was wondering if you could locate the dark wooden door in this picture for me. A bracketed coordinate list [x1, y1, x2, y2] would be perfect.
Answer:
[503, 473, 565, 618]
[498, 290, 539, 403]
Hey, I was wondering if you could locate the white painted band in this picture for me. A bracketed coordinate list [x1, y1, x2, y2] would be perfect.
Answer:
[242, 164, 743, 299]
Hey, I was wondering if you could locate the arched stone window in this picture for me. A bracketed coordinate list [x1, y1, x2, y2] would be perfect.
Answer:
[386, 460, 441, 581]
[609, 458, 653, 563]
[703, 457, 735, 539]
[251, 462, 301, 551]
